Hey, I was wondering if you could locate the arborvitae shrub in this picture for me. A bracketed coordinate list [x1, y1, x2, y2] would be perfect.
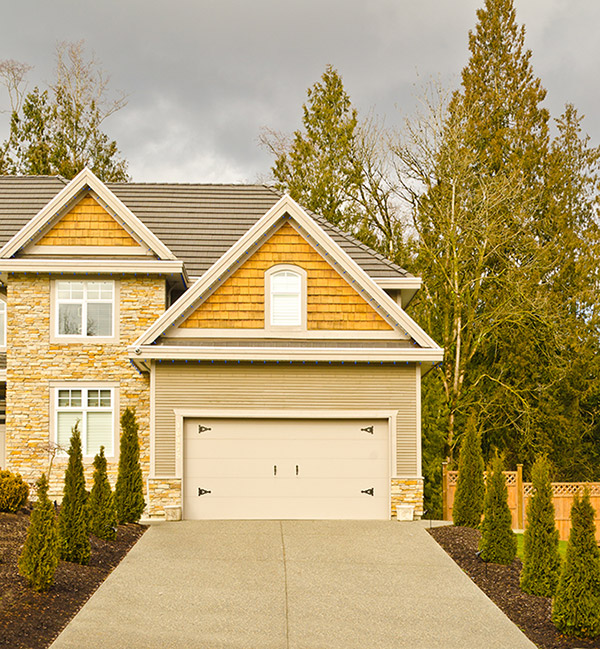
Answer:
[0, 470, 29, 512]
[520, 456, 561, 596]
[552, 490, 600, 638]
[18, 474, 59, 592]
[57, 424, 90, 565]
[479, 456, 517, 564]
[89, 446, 117, 540]
[114, 408, 145, 524]
[452, 416, 485, 528]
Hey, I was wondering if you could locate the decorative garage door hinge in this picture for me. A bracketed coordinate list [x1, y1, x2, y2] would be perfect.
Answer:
[361, 488, 374, 496]
[198, 488, 212, 496]
[198, 425, 212, 434]
[361, 426, 374, 434]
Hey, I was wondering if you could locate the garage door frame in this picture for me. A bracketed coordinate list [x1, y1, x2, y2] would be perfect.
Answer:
[173, 408, 397, 520]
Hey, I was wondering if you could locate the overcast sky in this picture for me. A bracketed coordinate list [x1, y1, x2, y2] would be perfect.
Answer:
[1, 0, 598, 183]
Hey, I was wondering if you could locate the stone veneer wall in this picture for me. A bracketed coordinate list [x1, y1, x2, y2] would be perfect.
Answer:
[5, 273, 165, 502]
[147, 478, 182, 518]
[391, 478, 424, 519]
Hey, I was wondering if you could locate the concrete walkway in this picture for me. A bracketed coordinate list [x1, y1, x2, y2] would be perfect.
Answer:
[50, 521, 536, 649]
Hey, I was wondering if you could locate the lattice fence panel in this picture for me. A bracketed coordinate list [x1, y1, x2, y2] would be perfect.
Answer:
[444, 468, 600, 541]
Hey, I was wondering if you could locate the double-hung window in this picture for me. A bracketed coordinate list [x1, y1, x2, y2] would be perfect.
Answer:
[56, 280, 114, 337]
[56, 388, 114, 456]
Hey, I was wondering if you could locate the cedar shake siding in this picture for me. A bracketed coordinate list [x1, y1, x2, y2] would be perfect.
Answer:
[180, 222, 393, 331]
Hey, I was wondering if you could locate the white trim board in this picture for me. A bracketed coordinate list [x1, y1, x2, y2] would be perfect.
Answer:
[129, 344, 444, 364]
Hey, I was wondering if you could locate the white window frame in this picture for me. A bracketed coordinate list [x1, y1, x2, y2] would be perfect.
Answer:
[50, 383, 119, 458]
[51, 279, 119, 343]
[264, 264, 307, 332]
[0, 298, 6, 350]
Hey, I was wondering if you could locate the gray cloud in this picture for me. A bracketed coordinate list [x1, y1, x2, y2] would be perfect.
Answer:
[1, 0, 598, 182]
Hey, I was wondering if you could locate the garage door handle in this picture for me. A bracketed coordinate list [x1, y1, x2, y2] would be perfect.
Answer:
[361, 488, 374, 497]
[198, 488, 212, 496]
[274, 465, 277, 476]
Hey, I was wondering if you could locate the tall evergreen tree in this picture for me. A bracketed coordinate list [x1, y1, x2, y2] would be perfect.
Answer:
[57, 424, 90, 565]
[520, 456, 561, 596]
[114, 408, 145, 524]
[18, 474, 59, 592]
[89, 446, 117, 541]
[452, 416, 485, 528]
[552, 491, 600, 638]
[266, 64, 361, 229]
[478, 456, 517, 564]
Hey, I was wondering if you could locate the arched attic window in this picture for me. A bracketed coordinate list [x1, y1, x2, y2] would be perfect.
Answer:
[266, 265, 307, 330]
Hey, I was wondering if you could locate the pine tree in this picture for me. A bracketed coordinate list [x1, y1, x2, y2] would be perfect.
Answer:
[18, 474, 59, 592]
[266, 64, 361, 230]
[520, 456, 561, 596]
[57, 423, 90, 565]
[89, 446, 117, 541]
[452, 416, 485, 527]
[479, 456, 517, 564]
[114, 408, 145, 524]
[552, 491, 600, 638]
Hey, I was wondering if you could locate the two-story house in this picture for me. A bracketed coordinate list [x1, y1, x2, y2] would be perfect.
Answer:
[0, 168, 443, 520]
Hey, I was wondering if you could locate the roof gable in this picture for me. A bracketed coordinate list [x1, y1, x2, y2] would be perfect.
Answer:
[177, 221, 393, 332]
[0, 168, 176, 261]
[132, 195, 439, 349]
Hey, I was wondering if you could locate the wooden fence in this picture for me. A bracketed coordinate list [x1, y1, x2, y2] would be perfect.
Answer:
[442, 463, 600, 542]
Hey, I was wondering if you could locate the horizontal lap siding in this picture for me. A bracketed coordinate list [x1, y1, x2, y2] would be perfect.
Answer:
[154, 362, 417, 477]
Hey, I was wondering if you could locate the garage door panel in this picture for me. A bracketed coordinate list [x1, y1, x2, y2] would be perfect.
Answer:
[185, 419, 387, 441]
[186, 457, 387, 480]
[183, 417, 390, 520]
[186, 439, 388, 462]
[186, 477, 388, 499]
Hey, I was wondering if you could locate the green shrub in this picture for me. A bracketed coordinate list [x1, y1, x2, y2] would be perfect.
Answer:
[57, 424, 90, 565]
[552, 490, 600, 638]
[0, 470, 29, 512]
[89, 446, 117, 540]
[452, 416, 485, 528]
[479, 456, 517, 564]
[114, 408, 145, 524]
[520, 456, 561, 597]
[18, 474, 59, 592]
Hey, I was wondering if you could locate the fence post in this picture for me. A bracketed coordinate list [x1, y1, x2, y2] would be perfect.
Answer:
[517, 464, 524, 530]
[442, 461, 449, 521]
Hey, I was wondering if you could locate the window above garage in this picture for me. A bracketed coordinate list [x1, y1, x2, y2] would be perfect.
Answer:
[265, 265, 307, 332]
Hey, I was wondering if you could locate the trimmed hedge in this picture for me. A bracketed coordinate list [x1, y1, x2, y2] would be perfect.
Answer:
[0, 469, 29, 512]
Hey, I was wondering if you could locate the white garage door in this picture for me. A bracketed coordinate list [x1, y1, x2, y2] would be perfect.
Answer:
[183, 417, 390, 520]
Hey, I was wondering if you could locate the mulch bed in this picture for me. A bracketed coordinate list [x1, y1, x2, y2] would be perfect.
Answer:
[429, 525, 600, 649]
[0, 508, 145, 649]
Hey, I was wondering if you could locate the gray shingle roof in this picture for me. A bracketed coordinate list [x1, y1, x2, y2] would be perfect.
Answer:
[0, 176, 411, 280]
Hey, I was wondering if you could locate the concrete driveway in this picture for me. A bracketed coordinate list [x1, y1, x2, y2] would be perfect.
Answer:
[50, 520, 535, 649]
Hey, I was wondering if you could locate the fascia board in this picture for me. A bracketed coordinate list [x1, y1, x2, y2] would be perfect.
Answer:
[374, 277, 422, 289]
[128, 344, 444, 363]
[0, 168, 176, 261]
[0, 259, 187, 279]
